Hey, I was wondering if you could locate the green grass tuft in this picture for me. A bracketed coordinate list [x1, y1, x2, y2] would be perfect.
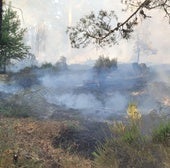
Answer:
[152, 121, 170, 146]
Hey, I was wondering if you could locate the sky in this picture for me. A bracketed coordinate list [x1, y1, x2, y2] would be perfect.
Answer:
[5, 0, 170, 65]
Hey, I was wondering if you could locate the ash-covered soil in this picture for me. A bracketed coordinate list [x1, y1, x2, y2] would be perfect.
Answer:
[0, 63, 170, 121]
[0, 64, 169, 168]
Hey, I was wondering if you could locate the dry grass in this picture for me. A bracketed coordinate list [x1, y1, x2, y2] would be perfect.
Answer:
[0, 116, 169, 168]
[93, 117, 170, 168]
[0, 117, 92, 168]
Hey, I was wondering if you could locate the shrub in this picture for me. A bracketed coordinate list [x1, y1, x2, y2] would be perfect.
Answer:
[55, 56, 68, 71]
[93, 137, 164, 168]
[94, 55, 117, 72]
[122, 103, 143, 145]
[12, 66, 40, 88]
[41, 58, 68, 72]
[121, 125, 141, 145]
[93, 104, 165, 168]
[152, 121, 170, 146]
[41, 62, 53, 69]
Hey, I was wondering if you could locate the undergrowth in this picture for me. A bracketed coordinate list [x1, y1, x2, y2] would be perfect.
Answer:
[93, 103, 170, 168]
[152, 121, 170, 146]
[0, 102, 30, 118]
[0, 102, 169, 168]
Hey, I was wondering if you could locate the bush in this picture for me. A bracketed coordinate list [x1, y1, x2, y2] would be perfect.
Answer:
[94, 55, 117, 72]
[152, 121, 170, 146]
[93, 104, 166, 168]
[55, 56, 68, 71]
[41, 62, 53, 69]
[121, 125, 142, 145]
[41, 58, 68, 72]
[12, 66, 40, 88]
[93, 137, 164, 168]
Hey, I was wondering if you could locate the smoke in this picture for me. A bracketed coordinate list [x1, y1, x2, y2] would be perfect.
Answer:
[1, 61, 170, 120]
[1, 0, 170, 120]
[38, 62, 170, 119]
[46, 92, 103, 110]
[38, 63, 141, 118]
[0, 82, 21, 94]
[7, 0, 170, 65]
[41, 69, 92, 89]
[105, 93, 128, 111]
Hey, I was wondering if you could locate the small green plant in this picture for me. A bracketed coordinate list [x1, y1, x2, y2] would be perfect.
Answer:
[109, 120, 142, 145]
[152, 121, 170, 146]
[122, 125, 141, 145]
[122, 103, 143, 145]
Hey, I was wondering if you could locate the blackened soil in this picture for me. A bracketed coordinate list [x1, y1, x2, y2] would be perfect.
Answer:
[52, 121, 112, 159]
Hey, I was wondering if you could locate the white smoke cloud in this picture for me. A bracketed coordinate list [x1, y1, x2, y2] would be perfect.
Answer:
[105, 92, 128, 111]
[45, 92, 103, 110]
[6, 0, 170, 65]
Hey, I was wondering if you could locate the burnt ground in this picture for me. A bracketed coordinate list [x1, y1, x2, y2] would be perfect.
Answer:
[0, 65, 170, 168]
[52, 121, 112, 159]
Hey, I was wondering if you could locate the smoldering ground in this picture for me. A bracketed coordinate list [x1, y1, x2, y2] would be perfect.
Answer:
[0, 62, 170, 121]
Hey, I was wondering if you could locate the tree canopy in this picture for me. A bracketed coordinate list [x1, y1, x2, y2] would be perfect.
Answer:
[67, 0, 170, 48]
[0, 4, 29, 73]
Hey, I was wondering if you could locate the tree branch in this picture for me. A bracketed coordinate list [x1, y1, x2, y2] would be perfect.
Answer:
[67, 0, 170, 48]
[99, 0, 150, 41]
[4, 3, 25, 23]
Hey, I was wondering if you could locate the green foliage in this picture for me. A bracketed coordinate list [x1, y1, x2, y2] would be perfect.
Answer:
[122, 124, 141, 145]
[67, 10, 119, 48]
[152, 121, 170, 146]
[93, 105, 168, 168]
[93, 137, 165, 168]
[0, 102, 30, 118]
[41, 62, 53, 69]
[55, 56, 68, 70]
[94, 55, 117, 72]
[93, 139, 119, 168]
[40, 57, 68, 72]
[0, 4, 29, 73]
[67, 0, 170, 48]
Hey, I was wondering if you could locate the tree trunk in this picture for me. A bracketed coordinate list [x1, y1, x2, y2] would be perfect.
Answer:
[2, 55, 6, 74]
[0, 0, 2, 73]
[3, 63, 6, 74]
[0, 0, 2, 40]
[0, 51, 6, 74]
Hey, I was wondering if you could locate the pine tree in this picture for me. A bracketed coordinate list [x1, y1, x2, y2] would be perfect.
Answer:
[67, 0, 170, 48]
[0, 4, 29, 73]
